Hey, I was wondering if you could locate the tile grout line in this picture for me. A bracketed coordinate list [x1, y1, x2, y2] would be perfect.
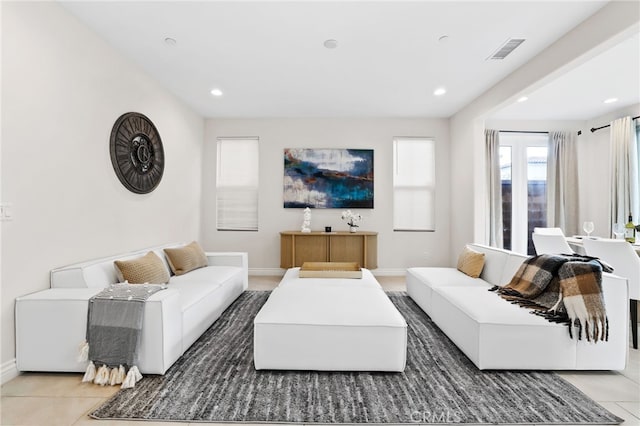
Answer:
[613, 402, 640, 420]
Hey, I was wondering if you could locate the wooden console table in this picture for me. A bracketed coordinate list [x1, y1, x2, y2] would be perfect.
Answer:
[280, 231, 378, 269]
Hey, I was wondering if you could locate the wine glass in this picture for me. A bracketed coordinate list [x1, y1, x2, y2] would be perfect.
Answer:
[583, 221, 595, 238]
[613, 223, 625, 239]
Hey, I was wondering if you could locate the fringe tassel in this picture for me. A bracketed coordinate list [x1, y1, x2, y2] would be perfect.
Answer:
[132, 365, 142, 382]
[121, 366, 142, 389]
[82, 361, 96, 382]
[94, 365, 110, 386]
[77, 341, 89, 362]
[109, 365, 126, 386]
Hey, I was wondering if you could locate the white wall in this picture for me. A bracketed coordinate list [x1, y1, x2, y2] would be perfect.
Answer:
[1, 2, 204, 377]
[201, 118, 450, 273]
[449, 1, 640, 263]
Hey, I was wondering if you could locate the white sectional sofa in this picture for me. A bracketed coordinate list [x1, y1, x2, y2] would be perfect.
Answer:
[407, 243, 628, 370]
[15, 243, 248, 375]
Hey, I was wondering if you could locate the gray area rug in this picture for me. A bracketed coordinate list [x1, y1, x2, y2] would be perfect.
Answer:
[91, 291, 622, 424]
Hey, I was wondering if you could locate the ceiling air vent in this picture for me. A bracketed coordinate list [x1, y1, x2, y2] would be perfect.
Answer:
[487, 38, 525, 60]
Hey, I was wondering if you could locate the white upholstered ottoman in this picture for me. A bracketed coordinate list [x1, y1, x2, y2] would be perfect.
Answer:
[253, 268, 407, 371]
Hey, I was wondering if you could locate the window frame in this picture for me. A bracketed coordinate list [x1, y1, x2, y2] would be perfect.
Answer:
[392, 137, 436, 232]
[216, 137, 259, 231]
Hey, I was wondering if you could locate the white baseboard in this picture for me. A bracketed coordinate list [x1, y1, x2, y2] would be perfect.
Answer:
[372, 269, 407, 277]
[249, 268, 286, 276]
[249, 268, 407, 277]
[1, 358, 19, 384]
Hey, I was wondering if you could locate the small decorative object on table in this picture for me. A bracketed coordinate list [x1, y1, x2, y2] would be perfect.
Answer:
[341, 209, 362, 233]
[301, 207, 311, 233]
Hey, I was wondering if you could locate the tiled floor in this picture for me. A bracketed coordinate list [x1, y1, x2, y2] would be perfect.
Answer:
[2, 275, 638, 426]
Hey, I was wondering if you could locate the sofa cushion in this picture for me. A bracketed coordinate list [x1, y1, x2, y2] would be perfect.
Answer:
[114, 251, 169, 284]
[457, 246, 485, 278]
[434, 286, 565, 326]
[164, 241, 208, 276]
[408, 267, 491, 289]
[168, 281, 222, 312]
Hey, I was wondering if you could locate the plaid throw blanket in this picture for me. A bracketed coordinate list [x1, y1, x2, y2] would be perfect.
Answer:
[79, 283, 166, 388]
[491, 254, 613, 342]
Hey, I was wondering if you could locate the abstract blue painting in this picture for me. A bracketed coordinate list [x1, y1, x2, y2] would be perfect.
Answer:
[284, 148, 374, 209]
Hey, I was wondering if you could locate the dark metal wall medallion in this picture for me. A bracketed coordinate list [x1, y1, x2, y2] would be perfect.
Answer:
[110, 112, 165, 194]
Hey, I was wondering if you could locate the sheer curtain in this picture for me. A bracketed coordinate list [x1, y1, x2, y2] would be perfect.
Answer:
[610, 116, 639, 229]
[485, 129, 503, 248]
[547, 131, 580, 236]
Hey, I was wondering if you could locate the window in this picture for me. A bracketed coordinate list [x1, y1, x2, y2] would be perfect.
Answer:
[637, 123, 640, 182]
[499, 132, 548, 254]
[216, 137, 259, 231]
[393, 137, 436, 231]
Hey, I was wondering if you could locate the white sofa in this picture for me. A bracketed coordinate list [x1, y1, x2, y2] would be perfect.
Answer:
[407, 243, 629, 370]
[15, 243, 248, 375]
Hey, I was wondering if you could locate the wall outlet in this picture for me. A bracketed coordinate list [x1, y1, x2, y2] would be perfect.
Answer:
[0, 203, 13, 221]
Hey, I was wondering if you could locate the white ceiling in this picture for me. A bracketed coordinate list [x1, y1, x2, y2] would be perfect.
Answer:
[491, 32, 640, 121]
[59, 1, 619, 119]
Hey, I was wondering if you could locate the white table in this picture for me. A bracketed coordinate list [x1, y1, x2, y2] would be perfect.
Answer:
[253, 268, 407, 372]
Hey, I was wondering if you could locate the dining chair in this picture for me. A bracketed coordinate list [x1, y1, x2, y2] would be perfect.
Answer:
[532, 233, 574, 255]
[583, 238, 638, 349]
[533, 227, 566, 236]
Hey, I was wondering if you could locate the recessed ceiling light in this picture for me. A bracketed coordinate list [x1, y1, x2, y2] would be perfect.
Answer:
[433, 87, 447, 96]
[323, 39, 338, 49]
[164, 37, 177, 46]
[210, 88, 223, 97]
[603, 97, 618, 104]
[517, 96, 528, 103]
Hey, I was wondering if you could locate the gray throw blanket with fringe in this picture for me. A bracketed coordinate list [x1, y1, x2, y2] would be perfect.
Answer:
[81, 283, 166, 388]
[491, 254, 613, 342]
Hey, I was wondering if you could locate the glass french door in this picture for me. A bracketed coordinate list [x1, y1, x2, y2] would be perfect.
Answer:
[499, 132, 548, 255]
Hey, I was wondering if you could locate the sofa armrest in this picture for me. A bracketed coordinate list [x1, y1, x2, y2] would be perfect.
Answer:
[206, 252, 249, 290]
[575, 272, 629, 370]
[16, 288, 184, 374]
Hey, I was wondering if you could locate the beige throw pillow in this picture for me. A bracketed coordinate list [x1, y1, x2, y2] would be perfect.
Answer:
[164, 241, 208, 276]
[457, 246, 485, 278]
[114, 251, 169, 284]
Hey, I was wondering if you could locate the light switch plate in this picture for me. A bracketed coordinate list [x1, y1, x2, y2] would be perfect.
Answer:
[0, 203, 13, 221]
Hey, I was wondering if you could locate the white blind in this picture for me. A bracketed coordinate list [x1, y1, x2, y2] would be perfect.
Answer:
[216, 137, 259, 231]
[393, 137, 436, 231]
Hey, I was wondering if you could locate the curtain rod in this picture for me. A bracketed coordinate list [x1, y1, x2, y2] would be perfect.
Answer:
[498, 129, 584, 136]
[498, 115, 639, 136]
[590, 115, 640, 133]
[498, 130, 548, 134]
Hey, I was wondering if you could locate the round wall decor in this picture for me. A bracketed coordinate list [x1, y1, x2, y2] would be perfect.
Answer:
[109, 112, 165, 194]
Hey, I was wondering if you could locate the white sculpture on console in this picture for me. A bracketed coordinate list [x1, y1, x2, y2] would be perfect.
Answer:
[301, 207, 312, 233]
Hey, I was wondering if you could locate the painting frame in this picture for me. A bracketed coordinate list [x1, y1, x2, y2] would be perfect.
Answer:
[283, 148, 374, 209]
